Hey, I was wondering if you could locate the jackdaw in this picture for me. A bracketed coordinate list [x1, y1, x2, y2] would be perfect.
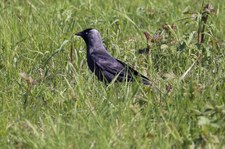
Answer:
[75, 28, 151, 85]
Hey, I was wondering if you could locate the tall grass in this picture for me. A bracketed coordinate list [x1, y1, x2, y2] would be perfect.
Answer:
[0, 0, 224, 148]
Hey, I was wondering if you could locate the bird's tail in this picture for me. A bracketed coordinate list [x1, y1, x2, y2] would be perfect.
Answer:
[141, 75, 152, 86]
[116, 59, 152, 85]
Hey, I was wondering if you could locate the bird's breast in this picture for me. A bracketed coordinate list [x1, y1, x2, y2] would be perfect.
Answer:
[87, 53, 95, 72]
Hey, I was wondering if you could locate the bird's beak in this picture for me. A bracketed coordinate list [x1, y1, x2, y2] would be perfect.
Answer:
[75, 31, 82, 36]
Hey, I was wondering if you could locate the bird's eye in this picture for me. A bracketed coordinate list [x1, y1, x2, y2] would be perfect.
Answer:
[85, 32, 89, 35]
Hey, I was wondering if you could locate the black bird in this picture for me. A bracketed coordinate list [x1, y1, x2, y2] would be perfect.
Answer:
[75, 28, 151, 85]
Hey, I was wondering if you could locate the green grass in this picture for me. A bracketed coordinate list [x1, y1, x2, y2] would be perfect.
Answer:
[0, 0, 224, 148]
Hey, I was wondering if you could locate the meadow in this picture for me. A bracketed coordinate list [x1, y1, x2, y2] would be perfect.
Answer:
[0, 0, 224, 148]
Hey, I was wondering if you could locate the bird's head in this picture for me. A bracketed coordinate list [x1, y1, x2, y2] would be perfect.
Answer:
[75, 28, 103, 47]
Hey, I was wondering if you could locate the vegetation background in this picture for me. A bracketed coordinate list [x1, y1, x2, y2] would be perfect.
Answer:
[0, 0, 224, 148]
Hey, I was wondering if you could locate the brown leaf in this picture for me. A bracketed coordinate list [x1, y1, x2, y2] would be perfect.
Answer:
[166, 84, 173, 94]
[204, 3, 214, 14]
[138, 32, 151, 54]
[19, 72, 37, 86]
[143, 31, 151, 44]
[162, 24, 177, 30]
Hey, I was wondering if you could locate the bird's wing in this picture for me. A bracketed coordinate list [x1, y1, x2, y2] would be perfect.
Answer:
[91, 52, 133, 80]
[91, 51, 151, 85]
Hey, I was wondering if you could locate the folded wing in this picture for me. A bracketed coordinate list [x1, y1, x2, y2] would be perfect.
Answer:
[91, 51, 151, 85]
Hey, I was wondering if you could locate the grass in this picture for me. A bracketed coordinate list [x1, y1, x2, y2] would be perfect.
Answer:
[0, 0, 224, 148]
